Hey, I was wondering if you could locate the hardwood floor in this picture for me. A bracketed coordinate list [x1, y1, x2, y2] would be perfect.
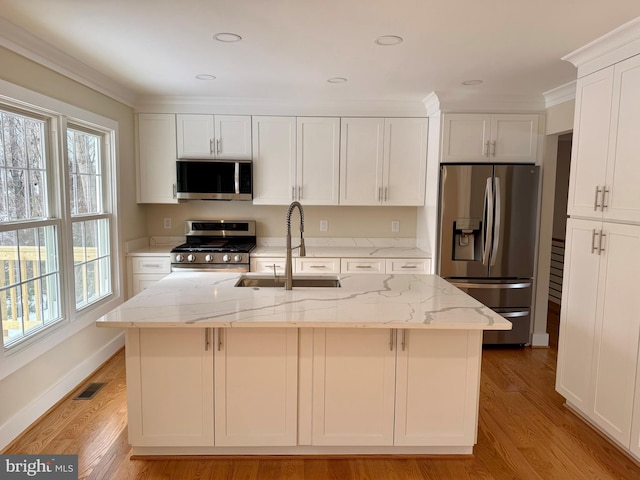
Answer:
[4, 345, 640, 479]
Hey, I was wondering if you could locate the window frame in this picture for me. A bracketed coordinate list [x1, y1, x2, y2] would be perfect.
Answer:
[0, 79, 122, 380]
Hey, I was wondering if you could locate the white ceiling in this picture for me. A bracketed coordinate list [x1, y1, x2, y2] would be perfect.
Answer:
[1, 0, 640, 109]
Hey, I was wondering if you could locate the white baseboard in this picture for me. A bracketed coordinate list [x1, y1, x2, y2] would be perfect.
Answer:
[0, 332, 125, 450]
[531, 332, 550, 347]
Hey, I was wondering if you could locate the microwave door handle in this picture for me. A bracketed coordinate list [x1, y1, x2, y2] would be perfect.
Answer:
[490, 176, 501, 266]
[482, 177, 493, 266]
[234, 162, 240, 194]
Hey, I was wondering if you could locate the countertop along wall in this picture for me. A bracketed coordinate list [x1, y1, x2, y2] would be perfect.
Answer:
[0, 46, 143, 449]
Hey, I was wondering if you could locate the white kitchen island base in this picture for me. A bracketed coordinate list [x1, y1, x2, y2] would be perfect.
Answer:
[99, 272, 509, 456]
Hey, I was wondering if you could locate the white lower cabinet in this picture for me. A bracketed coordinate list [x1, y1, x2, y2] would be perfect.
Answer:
[309, 328, 482, 447]
[214, 328, 298, 446]
[250, 257, 287, 274]
[311, 328, 396, 446]
[127, 255, 171, 297]
[557, 219, 640, 450]
[340, 258, 385, 274]
[126, 328, 214, 447]
[295, 257, 340, 274]
[394, 329, 481, 446]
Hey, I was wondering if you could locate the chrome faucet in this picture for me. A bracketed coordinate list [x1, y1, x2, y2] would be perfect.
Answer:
[285, 201, 306, 290]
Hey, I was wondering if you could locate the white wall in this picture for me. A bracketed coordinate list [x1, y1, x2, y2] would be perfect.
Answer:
[0, 46, 141, 449]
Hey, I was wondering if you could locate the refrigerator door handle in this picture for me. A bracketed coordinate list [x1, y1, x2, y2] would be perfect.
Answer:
[490, 176, 501, 266]
[495, 310, 529, 318]
[482, 177, 494, 265]
[449, 281, 532, 289]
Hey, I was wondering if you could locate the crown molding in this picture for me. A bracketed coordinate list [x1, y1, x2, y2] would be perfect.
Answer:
[543, 81, 576, 108]
[133, 95, 429, 117]
[0, 16, 136, 107]
[423, 90, 546, 113]
[562, 16, 640, 77]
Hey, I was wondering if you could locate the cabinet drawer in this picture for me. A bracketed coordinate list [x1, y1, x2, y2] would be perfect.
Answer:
[295, 258, 340, 274]
[340, 258, 385, 274]
[251, 257, 286, 273]
[131, 256, 171, 274]
[385, 258, 431, 274]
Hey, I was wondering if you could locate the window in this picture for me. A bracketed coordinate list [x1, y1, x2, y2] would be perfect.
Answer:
[0, 107, 116, 349]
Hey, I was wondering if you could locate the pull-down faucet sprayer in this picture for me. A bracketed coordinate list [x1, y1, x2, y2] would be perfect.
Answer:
[285, 201, 306, 290]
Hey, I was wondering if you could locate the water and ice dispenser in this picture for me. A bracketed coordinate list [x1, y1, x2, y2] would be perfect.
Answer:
[452, 219, 481, 261]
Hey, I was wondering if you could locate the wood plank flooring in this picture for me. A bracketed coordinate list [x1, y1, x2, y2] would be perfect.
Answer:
[4, 346, 640, 479]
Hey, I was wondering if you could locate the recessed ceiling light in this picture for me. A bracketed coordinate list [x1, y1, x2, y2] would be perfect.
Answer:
[195, 74, 217, 80]
[327, 77, 348, 83]
[462, 79, 484, 86]
[375, 35, 403, 46]
[213, 32, 242, 43]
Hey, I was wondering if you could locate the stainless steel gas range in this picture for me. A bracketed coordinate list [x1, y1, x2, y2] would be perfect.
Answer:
[170, 220, 256, 272]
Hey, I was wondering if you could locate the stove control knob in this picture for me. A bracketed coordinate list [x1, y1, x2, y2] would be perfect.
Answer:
[175, 254, 184, 262]
[187, 254, 196, 263]
[233, 254, 243, 263]
[205, 254, 214, 263]
[222, 254, 231, 263]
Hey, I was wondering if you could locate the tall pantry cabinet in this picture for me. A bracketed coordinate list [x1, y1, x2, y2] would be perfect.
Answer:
[556, 22, 640, 460]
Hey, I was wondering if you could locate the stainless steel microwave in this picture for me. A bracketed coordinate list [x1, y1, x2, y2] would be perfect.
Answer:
[176, 159, 252, 200]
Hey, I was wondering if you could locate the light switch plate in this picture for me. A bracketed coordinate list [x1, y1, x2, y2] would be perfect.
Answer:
[163, 218, 172, 229]
[320, 220, 328, 232]
[391, 220, 400, 233]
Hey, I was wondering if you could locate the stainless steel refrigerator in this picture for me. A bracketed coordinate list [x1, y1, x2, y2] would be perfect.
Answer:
[438, 164, 540, 345]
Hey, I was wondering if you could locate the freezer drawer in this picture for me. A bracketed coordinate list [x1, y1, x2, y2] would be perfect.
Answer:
[448, 279, 532, 308]
[483, 309, 530, 345]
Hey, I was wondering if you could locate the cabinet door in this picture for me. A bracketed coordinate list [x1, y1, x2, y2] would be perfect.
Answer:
[250, 257, 287, 274]
[567, 67, 614, 219]
[556, 218, 601, 412]
[214, 328, 298, 446]
[339, 118, 384, 205]
[136, 114, 178, 203]
[385, 258, 431, 275]
[126, 328, 214, 447]
[383, 118, 428, 205]
[340, 258, 385, 274]
[296, 117, 340, 205]
[604, 56, 640, 223]
[394, 330, 482, 446]
[490, 114, 539, 163]
[215, 115, 252, 159]
[252, 116, 296, 205]
[311, 328, 396, 445]
[176, 114, 215, 158]
[589, 222, 640, 446]
[440, 114, 490, 163]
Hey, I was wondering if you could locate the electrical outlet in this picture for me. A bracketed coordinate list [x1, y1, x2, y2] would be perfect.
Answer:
[163, 218, 172, 229]
[391, 220, 400, 233]
[320, 220, 328, 232]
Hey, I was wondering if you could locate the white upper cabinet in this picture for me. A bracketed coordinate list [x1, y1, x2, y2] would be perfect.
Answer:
[176, 114, 251, 159]
[340, 117, 427, 206]
[296, 117, 340, 205]
[568, 55, 640, 223]
[251, 116, 297, 204]
[136, 113, 178, 204]
[441, 113, 539, 164]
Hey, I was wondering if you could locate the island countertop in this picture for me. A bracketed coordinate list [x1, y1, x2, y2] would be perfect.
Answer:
[96, 272, 511, 331]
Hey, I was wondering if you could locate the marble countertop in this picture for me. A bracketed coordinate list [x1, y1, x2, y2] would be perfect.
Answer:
[252, 246, 430, 259]
[97, 272, 510, 331]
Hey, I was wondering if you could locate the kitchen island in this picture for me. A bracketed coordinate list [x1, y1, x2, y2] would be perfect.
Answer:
[97, 272, 510, 456]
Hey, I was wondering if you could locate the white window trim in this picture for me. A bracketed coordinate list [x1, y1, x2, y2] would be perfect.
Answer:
[0, 78, 123, 380]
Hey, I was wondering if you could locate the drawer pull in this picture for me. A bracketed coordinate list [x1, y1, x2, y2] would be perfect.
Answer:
[356, 265, 373, 269]
[400, 265, 418, 269]
[309, 265, 327, 269]
[141, 263, 161, 268]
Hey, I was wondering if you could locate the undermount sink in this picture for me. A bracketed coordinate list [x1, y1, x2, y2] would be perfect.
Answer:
[235, 274, 341, 288]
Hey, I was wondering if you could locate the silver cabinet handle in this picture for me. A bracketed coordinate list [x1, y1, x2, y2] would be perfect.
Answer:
[401, 330, 407, 351]
[216, 138, 221, 155]
[209, 139, 214, 155]
[356, 265, 373, 269]
[378, 187, 382, 201]
[602, 186, 610, 210]
[141, 263, 161, 268]
[172, 183, 177, 199]
[484, 141, 490, 157]
[491, 141, 496, 157]
[217, 328, 223, 351]
[591, 229, 599, 254]
[599, 230, 606, 254]
[400, 265, 418, 269]
[309, 265, 327, 269]
[205, 329, 210, 351]
[594, 186, 602, 211]
[384, 187, 388, 202]
[389, 329, 395, 351]
[298, 185, 302, 200]
[292, 186, 296, 201]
